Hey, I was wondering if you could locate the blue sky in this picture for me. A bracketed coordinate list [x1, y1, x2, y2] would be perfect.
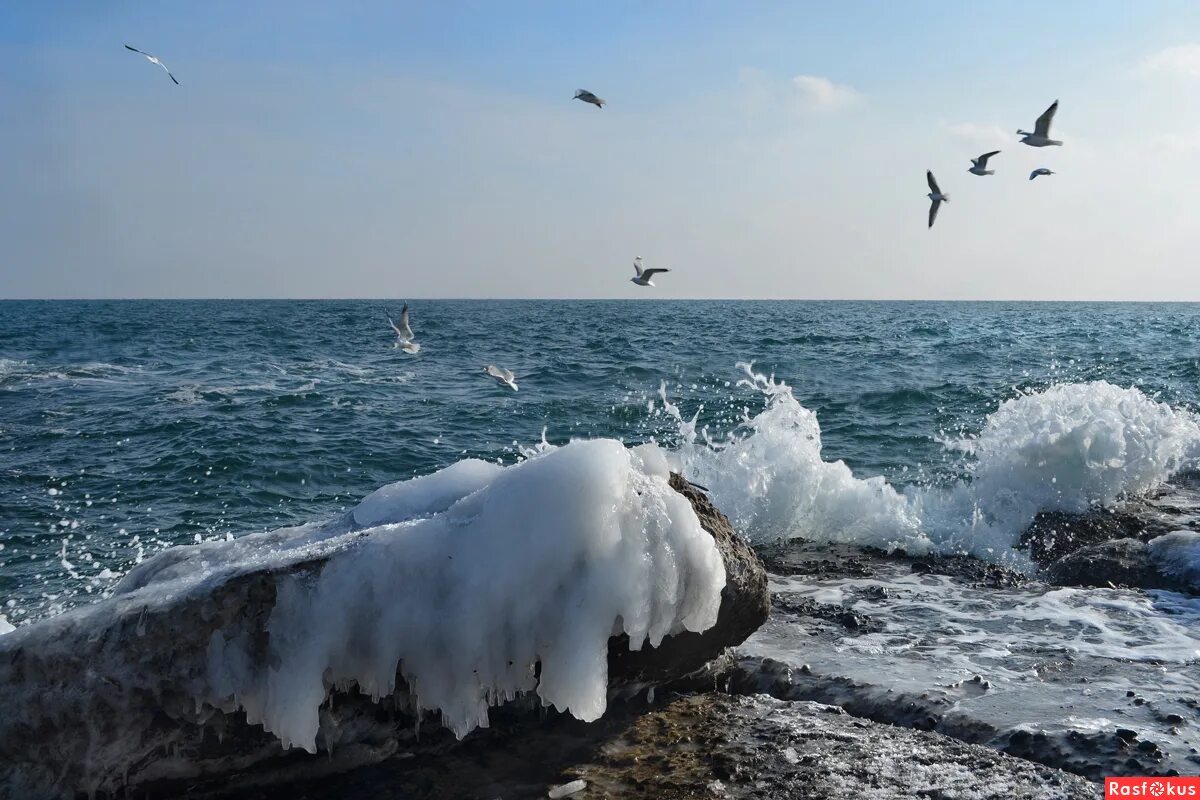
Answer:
[4, 2, 1200, 298]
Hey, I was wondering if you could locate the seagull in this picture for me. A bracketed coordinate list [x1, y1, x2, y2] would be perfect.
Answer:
[574, 89, 605, 109]
[124, 44, 179, 85]
[1029, 168, 1055, 181]
[387, 304, 420, 353]
[968, 151, 1001, 176]
[1018, 100, 1062, 147]
[631, 256, 669, 287]
[926, 170, 949, 229]
[484, 365, 518, 391]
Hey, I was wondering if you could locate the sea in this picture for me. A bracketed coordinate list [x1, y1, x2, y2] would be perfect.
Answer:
[2, 299, 1200, 779]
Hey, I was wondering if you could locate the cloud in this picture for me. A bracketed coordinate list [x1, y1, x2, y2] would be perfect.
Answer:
[1151, 132, 1200, 153]
[1140, 43, 1200, 78]
[791, 74, 860, 111]
[943, 122, 1010, 151]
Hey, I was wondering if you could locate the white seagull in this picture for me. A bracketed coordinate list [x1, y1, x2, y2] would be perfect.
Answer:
[574, 89, 605, 108]
[484, 365, 518, 391]
[926, 170, 949, 229]
[387, 304, 420, 353]
[124, 44, 179, 85]
[631, 256, 669, 287]
[1018, 100, 1062, 147]
[1029, 168, 1055, 181]
[968, 150, 1001, 176]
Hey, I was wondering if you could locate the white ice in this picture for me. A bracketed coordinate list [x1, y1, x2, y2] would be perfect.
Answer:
[186, 439, 725, 752]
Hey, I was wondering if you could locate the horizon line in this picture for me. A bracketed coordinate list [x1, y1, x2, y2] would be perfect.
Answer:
[1, 297, 1199, 304]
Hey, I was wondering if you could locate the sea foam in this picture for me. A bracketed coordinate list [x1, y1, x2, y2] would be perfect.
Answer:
[667, 366, 1200, 561]
[120, 439, 725, 753]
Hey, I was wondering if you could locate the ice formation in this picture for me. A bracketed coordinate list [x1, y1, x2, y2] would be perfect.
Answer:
[174, 439, 726, 752]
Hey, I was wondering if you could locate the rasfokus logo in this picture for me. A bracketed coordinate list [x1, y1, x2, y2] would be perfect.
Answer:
[1106, 778, 1200, 798]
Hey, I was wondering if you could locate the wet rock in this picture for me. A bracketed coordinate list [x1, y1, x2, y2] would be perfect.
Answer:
[231, 694, 1100, 800]
[769, 594, 883, 634]
[725, 655, 1185, 783]
[1045, 538, 1193, 593]
[1021, 510, 1154, 564]
[0, 475, 768, 799]
[759, 539, 1025, 589]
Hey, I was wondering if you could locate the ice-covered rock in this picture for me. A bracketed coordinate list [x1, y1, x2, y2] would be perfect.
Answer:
[0, 441, 767, 799]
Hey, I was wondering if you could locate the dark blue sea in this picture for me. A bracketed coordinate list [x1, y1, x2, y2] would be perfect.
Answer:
[3, 299, 1200, 622]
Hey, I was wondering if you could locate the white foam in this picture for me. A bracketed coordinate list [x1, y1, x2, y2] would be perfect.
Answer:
[186, 439, 725, 752]
[670, 365, 928, 553]
[664, 367, 1200, 561]
[0, 615, 13, 636]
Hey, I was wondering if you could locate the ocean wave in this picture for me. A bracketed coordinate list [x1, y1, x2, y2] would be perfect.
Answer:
[0, 359, 143, 387]
[664, 364, 1200, 564]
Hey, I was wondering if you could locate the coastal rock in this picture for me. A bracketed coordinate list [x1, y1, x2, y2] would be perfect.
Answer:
[0, 469, 767, 799]
[1045, 538, 1180, 591]
[1045, 534, 1200, 594]
[243, 693, 1100, 800]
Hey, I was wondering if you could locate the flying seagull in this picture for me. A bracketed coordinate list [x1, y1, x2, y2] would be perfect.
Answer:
[631, 256, 669, 287]
[124, 44, 179, 85]
[484, 365, 518, 391]
[1018, 100, 1062, 147]
[574, 89, 605, 109]
[968, 151, 1001, 176]
[1029, 168, 1056, 181]
[387, 304, 420, 353]
[926, 170, 949, 229]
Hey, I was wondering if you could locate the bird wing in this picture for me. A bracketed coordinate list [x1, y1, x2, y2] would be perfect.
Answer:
[976, 150, 1000, 167]
[926, 170, 941, 194]
[124, 44, 150, 56]
[928, 199, 941, 228]
[386, 311, 404, 337]
[1034, 101, 1058, 138]
[398, 303, 414, 340]
[486, 365, 515, 383]
[633, 257, 644, 277]
[162, 64, 180, 85]
[642, 268, 669, 277]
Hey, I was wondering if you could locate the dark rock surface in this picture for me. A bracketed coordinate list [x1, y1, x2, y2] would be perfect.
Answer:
[230, 693, 1099, 800]
[1045, 537, 1194, 592]
[0, 476, 768, 799]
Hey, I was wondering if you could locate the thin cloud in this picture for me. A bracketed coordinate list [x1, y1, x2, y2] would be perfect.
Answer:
[791, 74, 860, 111]
[1151, 132, 1200, 153]
[1140, 43, 1200, 77]
[943, 122, 1010, 151]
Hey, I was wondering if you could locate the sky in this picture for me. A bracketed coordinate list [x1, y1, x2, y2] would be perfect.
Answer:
[3, 1, 1200, 300]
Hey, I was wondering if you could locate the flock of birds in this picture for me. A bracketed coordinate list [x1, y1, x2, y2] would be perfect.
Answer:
[926, 100, 1062, 228]
[121, 46, 673, 393]
[121, 45, 1066, 384]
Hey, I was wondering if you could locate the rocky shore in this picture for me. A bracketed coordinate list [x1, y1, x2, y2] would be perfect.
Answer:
[4, 470, 1199, 798]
